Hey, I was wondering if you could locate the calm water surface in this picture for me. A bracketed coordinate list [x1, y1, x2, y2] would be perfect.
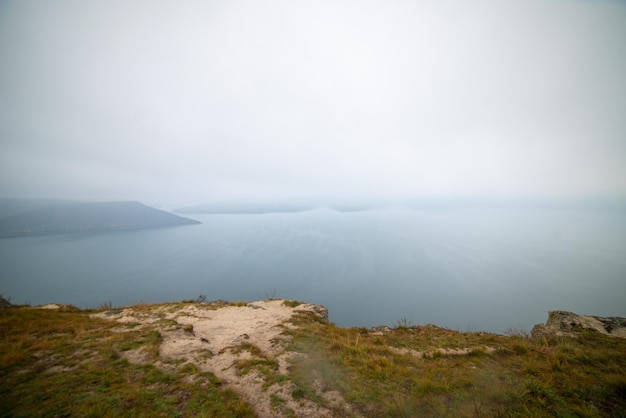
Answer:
[1, 207, 625, 333]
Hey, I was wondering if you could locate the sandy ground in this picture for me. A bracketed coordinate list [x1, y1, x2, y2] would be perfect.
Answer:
[92, 300, 356, 418]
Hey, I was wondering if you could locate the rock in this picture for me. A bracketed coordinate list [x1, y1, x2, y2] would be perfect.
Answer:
[34, 303, 80, 312]
[0, 295, 12, 308]
[309, 304, 329, 322]
[532, 311, 626, 339]
[104, 309, 123, 316]
[369, 326, 393, 336]
[38, 304, 62, 309]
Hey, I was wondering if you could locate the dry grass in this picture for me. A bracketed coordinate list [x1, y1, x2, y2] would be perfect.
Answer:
[0, 305, 255, 417]
[2, 302, 625, 417]
[285, 312, 626, 417]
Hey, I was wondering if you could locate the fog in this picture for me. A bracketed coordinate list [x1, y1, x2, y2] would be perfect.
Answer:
[1, 0, 625, 204]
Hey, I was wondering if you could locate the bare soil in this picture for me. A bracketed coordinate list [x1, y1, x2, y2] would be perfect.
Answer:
[92, 300, 357, 417]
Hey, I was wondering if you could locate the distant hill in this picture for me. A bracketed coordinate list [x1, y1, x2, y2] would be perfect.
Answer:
[173, 198, 393, 214]
[0, 198, 73, 219]
[174, 201, 317, 214]
[0, 200, 200, 237]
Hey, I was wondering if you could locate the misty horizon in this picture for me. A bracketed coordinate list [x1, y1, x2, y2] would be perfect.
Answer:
[1, 0, 625, 203]
[2, 196, 626, 214]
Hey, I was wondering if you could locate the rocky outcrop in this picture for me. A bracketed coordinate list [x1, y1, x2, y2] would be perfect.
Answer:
[0, 295, 12, 308]
[309, 304, 329, 322]
[532, 311, 626, 339]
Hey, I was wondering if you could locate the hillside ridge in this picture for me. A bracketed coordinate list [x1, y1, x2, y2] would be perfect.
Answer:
[0, 200, 200, 237]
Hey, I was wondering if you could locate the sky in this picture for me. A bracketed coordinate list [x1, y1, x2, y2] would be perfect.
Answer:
[1, 0, 625, 205]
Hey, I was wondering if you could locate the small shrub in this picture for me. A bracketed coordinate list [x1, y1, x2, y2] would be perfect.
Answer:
[291, 385, 307, 399]
[181, 363, 199, 374]
[270, 393, 286, 408]
[511, 340, 531, 355]
[397, 317, 413, 329]
[283, 300, 302, 308]
[200, 349, 213, 359]
[98, 300, 113, 310]
[384, 394, 418, 418]
[264, 288, 278, 300]
[524, 376, 563, 406]
[0, 294, 13, 308]
[468, 347, 486, 357]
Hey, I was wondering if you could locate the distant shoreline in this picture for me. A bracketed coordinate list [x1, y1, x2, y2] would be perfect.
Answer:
[0, 222, 200, 239]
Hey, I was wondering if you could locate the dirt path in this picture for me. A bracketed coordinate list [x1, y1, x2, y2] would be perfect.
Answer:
[93, 300, 356, 417]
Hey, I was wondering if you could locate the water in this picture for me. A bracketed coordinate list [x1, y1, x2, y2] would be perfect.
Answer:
[1, 207, 625, 333]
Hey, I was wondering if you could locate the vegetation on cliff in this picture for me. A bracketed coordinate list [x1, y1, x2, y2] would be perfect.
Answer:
[1, 299, 624, 417]
[286, 311, 626, 417]
[0, 305, 253, 417]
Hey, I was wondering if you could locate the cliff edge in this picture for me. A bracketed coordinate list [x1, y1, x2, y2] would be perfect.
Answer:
[532, 310, 626, 339]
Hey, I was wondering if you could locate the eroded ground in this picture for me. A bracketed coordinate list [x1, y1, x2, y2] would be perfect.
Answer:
[92, 300, 356, 417]
[3, 300, 625, 417]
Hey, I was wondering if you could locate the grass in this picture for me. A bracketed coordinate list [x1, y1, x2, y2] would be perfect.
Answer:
[282, 300, 303, 308]
[285, 312, 626, 417]
[0, 305, 255, 417]
[230, 342, 290, 390]
[2, 301, 625, 417]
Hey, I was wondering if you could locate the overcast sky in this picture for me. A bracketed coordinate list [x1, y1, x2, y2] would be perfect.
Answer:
[1, 0, 625, 205]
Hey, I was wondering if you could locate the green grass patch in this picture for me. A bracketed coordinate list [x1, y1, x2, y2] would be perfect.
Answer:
[283, 299, 303, 308]
[227, 341, 293, 390]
